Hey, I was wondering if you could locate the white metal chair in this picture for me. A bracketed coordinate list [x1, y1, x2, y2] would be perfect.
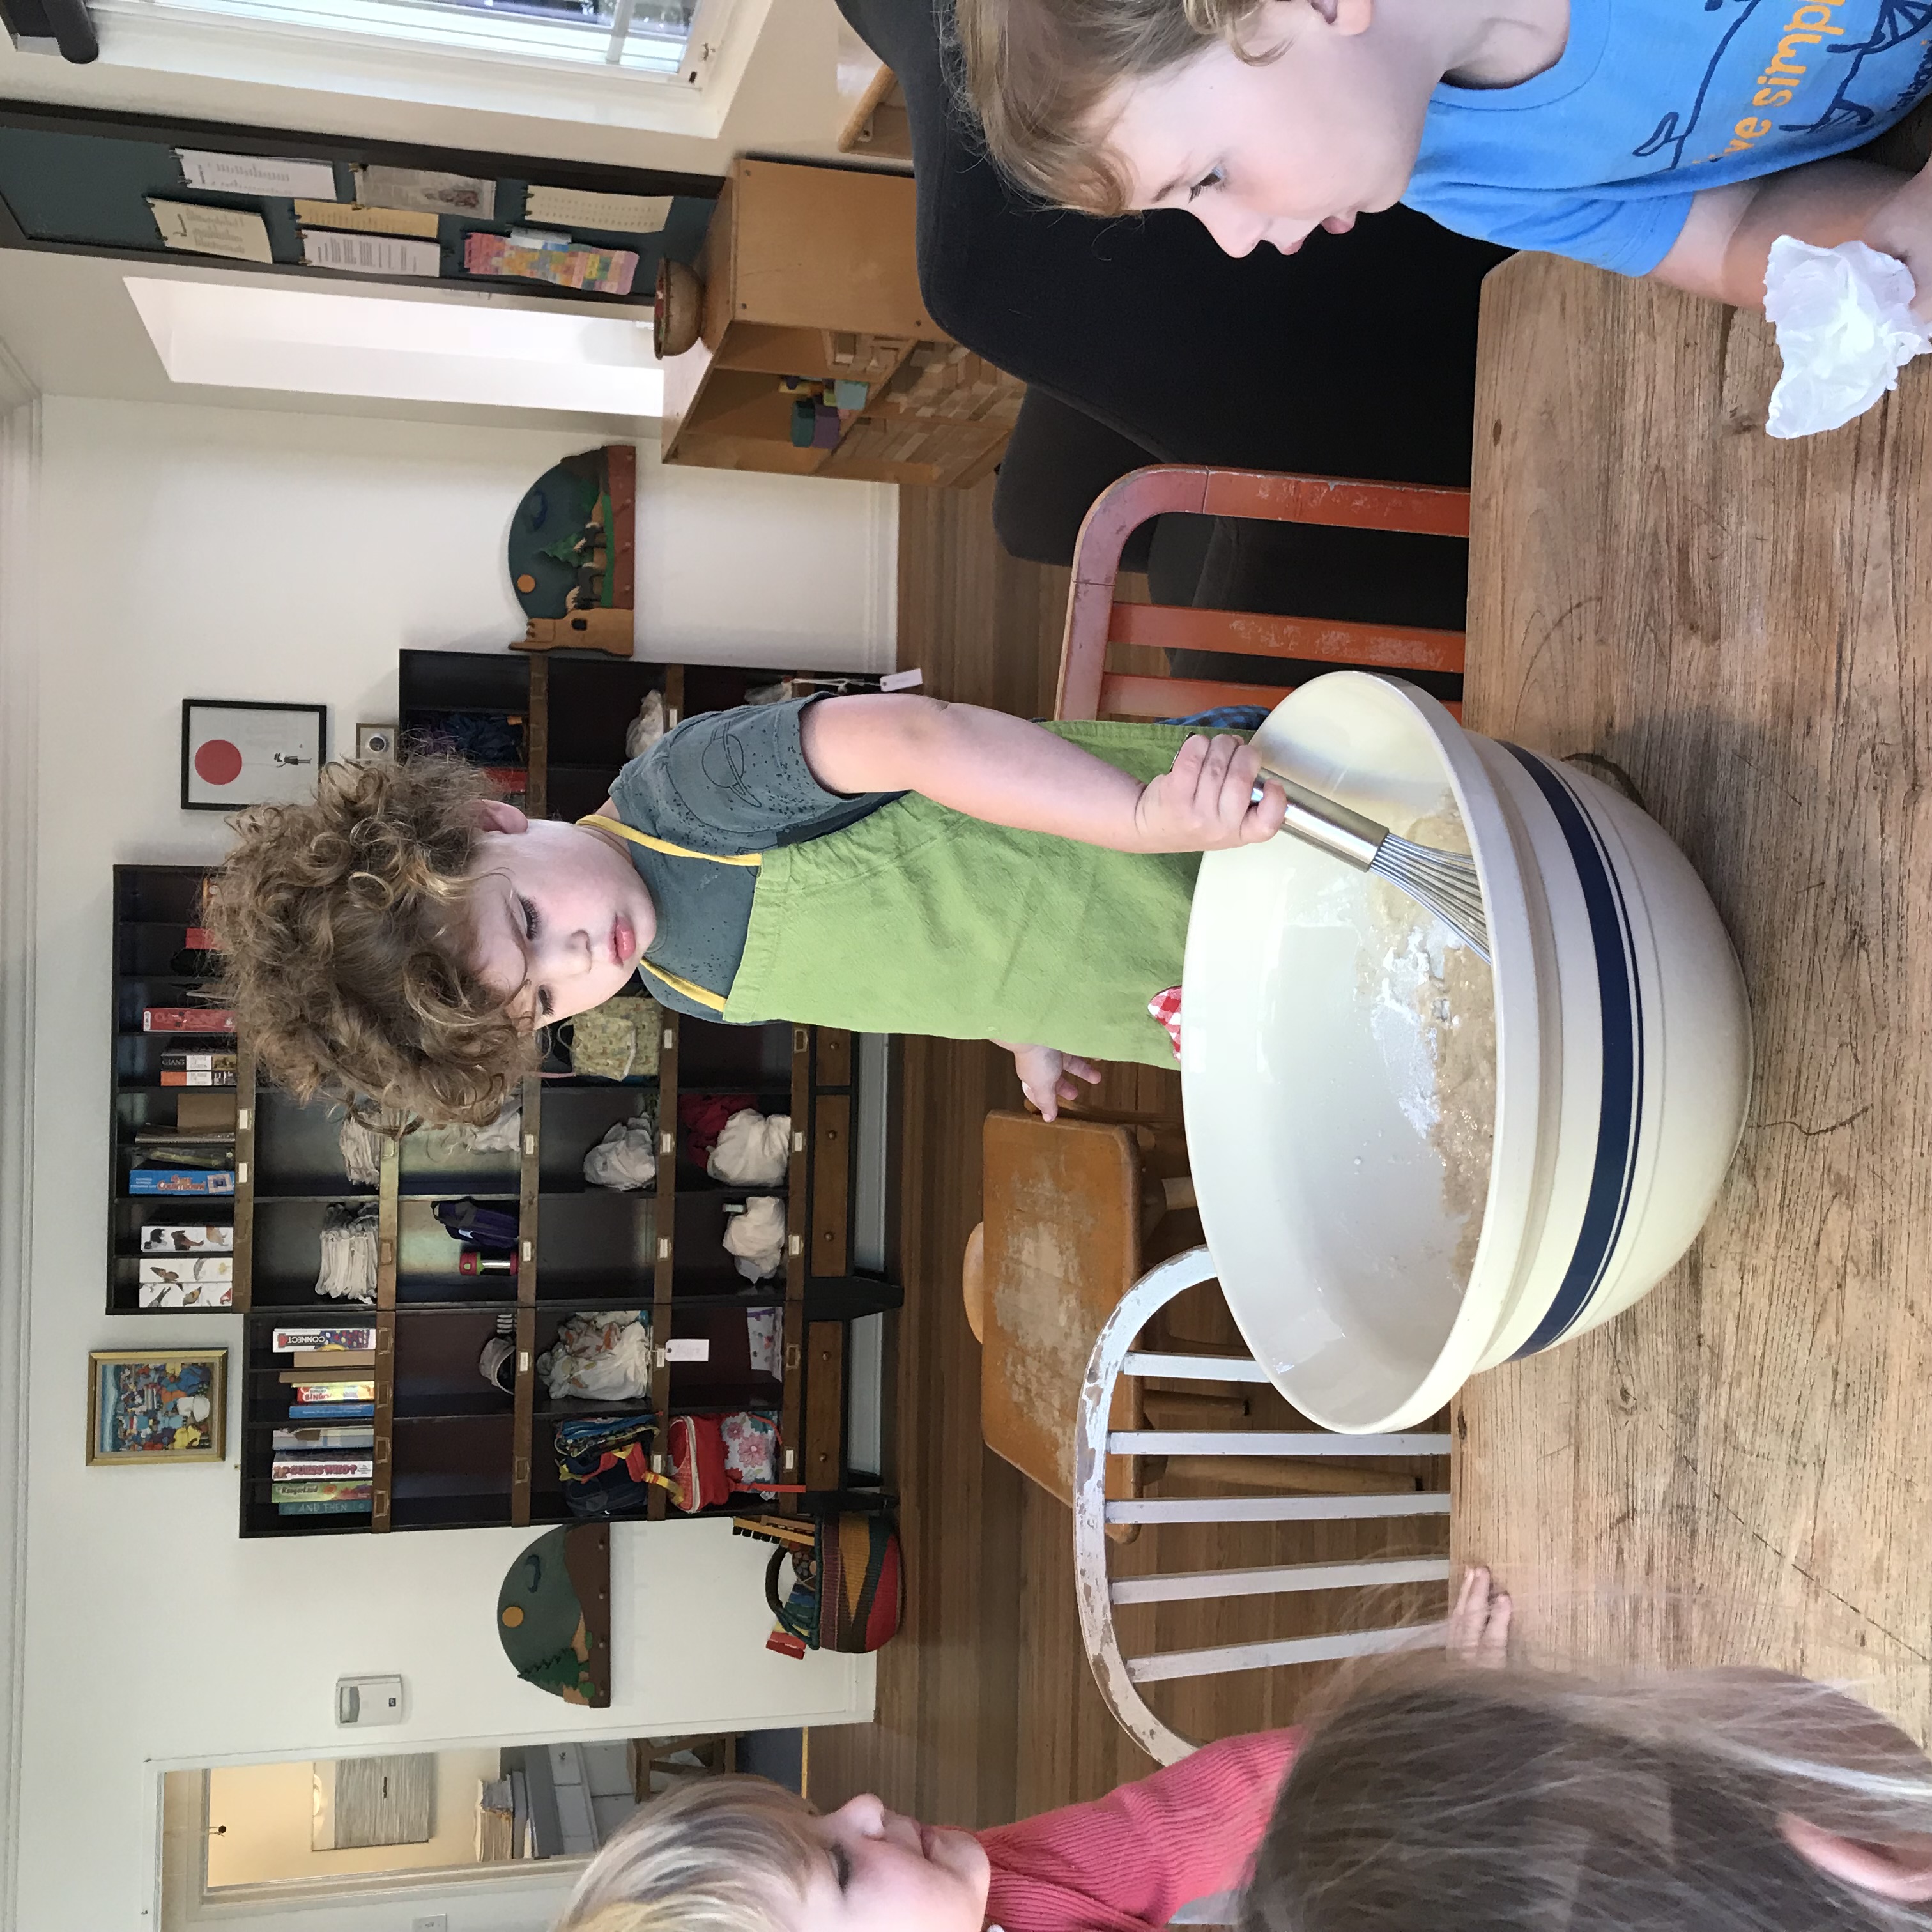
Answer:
[1075, 1247, 1452, 1765]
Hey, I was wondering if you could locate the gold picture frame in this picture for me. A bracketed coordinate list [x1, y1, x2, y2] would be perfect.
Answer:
[86, 1349, 227, 1465]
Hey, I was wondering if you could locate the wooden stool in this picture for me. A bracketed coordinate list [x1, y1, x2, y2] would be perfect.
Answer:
[965, 1112, 1393, 1535]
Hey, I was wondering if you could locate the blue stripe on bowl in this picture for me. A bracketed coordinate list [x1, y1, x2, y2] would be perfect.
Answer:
[1504, 749, 1646, 1357]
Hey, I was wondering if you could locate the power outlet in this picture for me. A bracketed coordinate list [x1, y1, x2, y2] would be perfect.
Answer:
[411, 1917, 449, 1932]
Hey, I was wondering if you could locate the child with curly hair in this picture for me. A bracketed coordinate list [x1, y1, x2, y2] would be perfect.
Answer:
[209, 693, 1287, 1124]
[956, 0, 1932, 314]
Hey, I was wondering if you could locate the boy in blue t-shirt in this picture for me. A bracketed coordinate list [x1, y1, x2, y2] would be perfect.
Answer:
[957, 0, 1932, 310]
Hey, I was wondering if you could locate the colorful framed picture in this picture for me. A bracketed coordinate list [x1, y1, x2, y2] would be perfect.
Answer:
[87, 1349, 227, 1464]
[181, 700, 328, 812]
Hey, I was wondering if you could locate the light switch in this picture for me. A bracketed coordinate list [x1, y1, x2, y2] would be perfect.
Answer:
[335, 1675, 404, 1726]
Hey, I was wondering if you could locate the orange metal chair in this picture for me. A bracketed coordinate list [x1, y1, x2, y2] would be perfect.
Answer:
[1055, 466, 1472, 724]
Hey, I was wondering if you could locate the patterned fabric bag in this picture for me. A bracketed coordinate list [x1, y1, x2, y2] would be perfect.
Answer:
[563, 994, 664, 1082]
[553, 1413, 673, 1518]
[764, 1512, 903, 1659]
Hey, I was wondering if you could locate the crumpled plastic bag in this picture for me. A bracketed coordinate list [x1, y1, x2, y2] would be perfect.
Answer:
[723, 1195, 787, 1282]
[1763, 236, 1932, 439]
[708, 1109, 790, 1187]
[583, 1114, 658, 1192]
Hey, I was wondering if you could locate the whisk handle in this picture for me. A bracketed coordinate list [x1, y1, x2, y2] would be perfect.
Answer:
[1254, 765, 1387, 871]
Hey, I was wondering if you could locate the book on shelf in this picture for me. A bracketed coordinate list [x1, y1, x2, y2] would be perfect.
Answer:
[271, 1325, 376, 1353]
[175, 1091, 237, 1132]
[142, 1008, 235, 1033]
[289, 1379, 375, 1402]
[288, 1402, 376, 1420]
[271, 1455, 374, 1481]
[129, 1170, 234, 1195]
[183, 925, 216, 951]
[134, 1147, 234, 1170]
[160, 1052, 236, 1071]
[139, 1223, 233, 1254]
[160, 1070, 236, 1088]
[138, 1256, 232, 1284]
[138, 1278, 233, 1308]
[272, 1426, 375, 1452]
[279, 1353, 376, 1376]
[132, 1128, 237, 1148]
[277, 1498, 373, 1516]
[272, 1479, 372, 1503]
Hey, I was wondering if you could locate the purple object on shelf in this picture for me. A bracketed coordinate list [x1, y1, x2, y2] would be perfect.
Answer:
[811, 406, 842, 450]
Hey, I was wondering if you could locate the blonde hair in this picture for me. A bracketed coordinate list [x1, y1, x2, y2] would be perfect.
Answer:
[1243, 1660, 1932, 1932]
[206, 755, 534, 1128]
[556, 1775, 823, 1932]
[954, 0, 1272, 213]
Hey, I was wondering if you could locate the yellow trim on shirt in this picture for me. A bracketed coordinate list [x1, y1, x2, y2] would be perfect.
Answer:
[576, 811, 756, 1013]
[578, 813, 763, 868]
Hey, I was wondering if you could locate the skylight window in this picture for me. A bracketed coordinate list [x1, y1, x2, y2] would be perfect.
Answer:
[125, 276, 666, 417]
[107, 0, 715, 73]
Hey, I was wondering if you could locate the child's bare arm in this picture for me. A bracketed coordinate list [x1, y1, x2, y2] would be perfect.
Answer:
[799, 693, 1285, 852]
[1650, 157, 1915, 310]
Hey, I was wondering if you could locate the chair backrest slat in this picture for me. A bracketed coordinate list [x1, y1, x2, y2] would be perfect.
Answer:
[1129, 1622, 1447, 1686]
[1110, 1429, 1452, 1457]
[1107, 1492, 1451, 1526]
[1121, 1349, 1274, 1381]
[1110, 602, 1467, 675]
[1112, 1555, 1451, 1606]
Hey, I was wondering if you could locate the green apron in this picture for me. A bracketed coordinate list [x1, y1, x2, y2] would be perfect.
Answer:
[585, 719, 1197, 1069]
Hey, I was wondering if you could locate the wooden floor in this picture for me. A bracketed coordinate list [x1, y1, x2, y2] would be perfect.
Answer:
[808, 482, 1448, 1828]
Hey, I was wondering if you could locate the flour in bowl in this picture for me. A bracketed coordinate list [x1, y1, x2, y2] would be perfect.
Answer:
[1360, 799, 1496, 1292]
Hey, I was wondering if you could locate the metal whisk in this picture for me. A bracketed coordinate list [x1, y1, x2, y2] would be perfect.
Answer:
[1253, 765, 1491, 962]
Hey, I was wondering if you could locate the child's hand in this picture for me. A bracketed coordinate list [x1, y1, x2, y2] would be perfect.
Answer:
[1862, 162, 1932, 319]
[1004, 1043, 1101, 1121]
[1133, 735, 1287, 852]
[1446, 1565, 1512, 1667]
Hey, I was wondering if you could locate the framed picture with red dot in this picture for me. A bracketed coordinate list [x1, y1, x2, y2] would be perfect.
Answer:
[180, 700, 328, 813]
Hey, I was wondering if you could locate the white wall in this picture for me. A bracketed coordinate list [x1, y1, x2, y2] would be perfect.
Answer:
[10, 396, 891, 1932]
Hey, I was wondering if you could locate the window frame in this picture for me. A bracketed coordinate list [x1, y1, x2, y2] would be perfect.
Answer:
[81, 0, 769, 139]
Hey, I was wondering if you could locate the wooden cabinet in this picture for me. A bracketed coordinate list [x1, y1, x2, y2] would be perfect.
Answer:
[660, 158, 1023, 488]
[109, 652, 901, 1537]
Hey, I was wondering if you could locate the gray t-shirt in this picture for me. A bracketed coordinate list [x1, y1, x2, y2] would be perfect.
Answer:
[602, 696, 898, 1019]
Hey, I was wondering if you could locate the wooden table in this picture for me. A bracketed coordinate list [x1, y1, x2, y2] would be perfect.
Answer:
[1452, 253, 1932, 1743]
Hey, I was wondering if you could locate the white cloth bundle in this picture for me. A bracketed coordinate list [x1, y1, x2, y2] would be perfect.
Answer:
[583, 1115, 659, 1192]
[708, 1110, 790, 1186]
[1764, 236, 1932, 438]
[723, 1196, 786, 1282]
[540, 1309, 655, 1401]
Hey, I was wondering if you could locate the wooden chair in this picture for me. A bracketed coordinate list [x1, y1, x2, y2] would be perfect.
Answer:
[1074, 1248, 1452, 1765]
[1055, 465, 1471, 723]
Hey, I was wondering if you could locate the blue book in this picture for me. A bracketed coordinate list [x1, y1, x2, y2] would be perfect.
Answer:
[277, 1499, 373, 1515]
[288, 1402, 376, 1420]
[130, 1170, 234, 1195]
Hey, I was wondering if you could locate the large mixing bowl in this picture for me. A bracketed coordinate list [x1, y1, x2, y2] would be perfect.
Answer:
[1180, 673, 1752, 1433]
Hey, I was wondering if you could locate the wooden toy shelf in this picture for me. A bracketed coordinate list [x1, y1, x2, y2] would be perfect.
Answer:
[659, 158, 1023, 489]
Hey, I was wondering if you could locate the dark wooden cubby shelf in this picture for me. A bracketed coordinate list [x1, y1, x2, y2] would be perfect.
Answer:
[111, 649, 901, 1542]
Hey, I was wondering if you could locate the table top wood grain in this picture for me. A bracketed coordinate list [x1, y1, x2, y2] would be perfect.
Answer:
[1452, 252, 1932, 1742]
